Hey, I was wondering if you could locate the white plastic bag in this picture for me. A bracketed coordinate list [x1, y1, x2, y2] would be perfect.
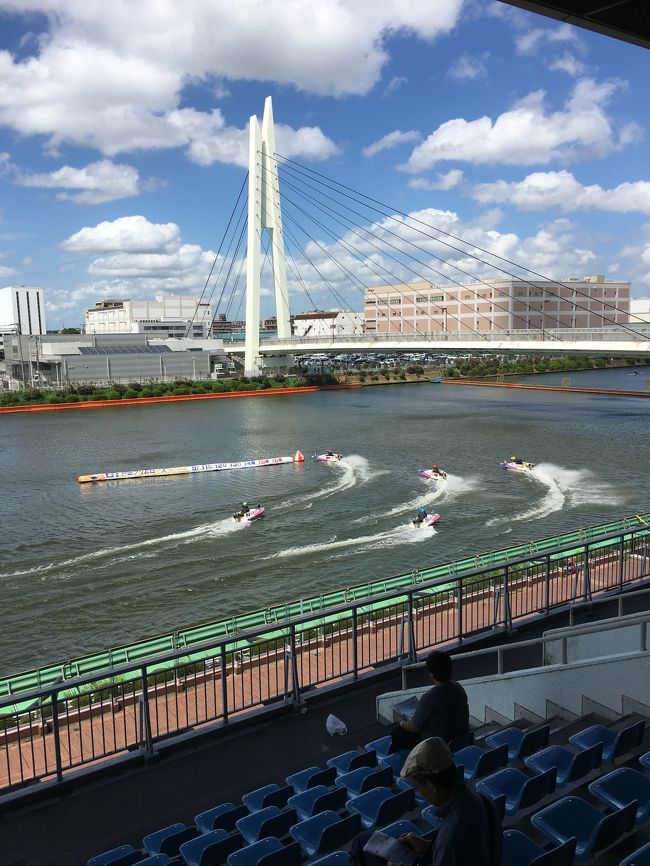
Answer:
[326, 713, 347, 736]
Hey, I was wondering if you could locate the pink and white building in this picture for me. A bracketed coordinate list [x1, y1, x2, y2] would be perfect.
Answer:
[364, 276, 630, 334]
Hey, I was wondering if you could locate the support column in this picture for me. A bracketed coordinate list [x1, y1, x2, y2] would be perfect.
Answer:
[245, 115, 263, 375]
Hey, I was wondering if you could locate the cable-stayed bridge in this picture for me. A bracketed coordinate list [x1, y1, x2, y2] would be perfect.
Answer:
[191, 98, 650, 370]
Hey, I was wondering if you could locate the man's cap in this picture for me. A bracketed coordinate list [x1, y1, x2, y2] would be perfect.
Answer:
[400, 737, 454, 779]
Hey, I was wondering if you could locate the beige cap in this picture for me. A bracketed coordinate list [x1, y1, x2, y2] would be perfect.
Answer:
[400, 737, 454, 779]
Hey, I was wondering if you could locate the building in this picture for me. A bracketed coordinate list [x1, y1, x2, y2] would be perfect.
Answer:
[0, 332, 234, 388]
[630, 299, 650, 323]
[364, 276, 630, 334]
[0, 286, 47, 335]
[84, 293, 212, 338]
[292, 309, 364, 338]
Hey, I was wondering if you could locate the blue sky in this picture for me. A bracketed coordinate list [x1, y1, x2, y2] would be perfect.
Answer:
[1, 0, 649, 328]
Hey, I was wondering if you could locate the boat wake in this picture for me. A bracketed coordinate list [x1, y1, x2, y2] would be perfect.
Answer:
[356, 473, 477, 523]
[486, 463, 624, 527]
[0, 518, 246, 579]
[277, 455, 375, 510]
[269, 521, 434, 560]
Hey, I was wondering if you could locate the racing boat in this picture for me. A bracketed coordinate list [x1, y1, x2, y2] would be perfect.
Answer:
[413, 512, 440, 527]
[315, 453, 343, 462]
[233, 505, 265, 522]
[500, 461, 534, 472]
[419, 469, 447, 480]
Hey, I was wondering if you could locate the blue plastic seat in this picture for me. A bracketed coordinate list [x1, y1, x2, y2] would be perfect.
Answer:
[454, 743, 509, 781]
[287, 785, 347, 820]
[346, 787, 415, 830]
[182, 832, 243, 866]
[309, 852, 350, 866]
[243, 784, 293, 813]
[485, 724, 550, 762]
[227, 838, 287, 866]
[524, 743, 602, 788]
[501, 830, 576, 866]
[335, 765, 394, 796]
[290, 811, 361, 857]
[88, 847, 140, 866]
[531, 795, 636, 861]
[195, 803, 249, 834]
[144, 823, 200, 857]
[364, 736, 393, 759]
[179, 829, 228, 866]
[640, 752, 650, 773]
[381, 820, 422, 839]
[477, 767, 556, 815]
[327, 750, 376, 776]
[569, 721, 645, 763]
[286, 766, 336, 794]
[589, 767, 650, 824]
[236, 807, 298, 845]
[377, 750, 409, 779]
[621, 840, 650, 866]
[137, 858, 172, 866]
[421, 806, 441, 832]
[449, 730, 474, 752]
[396, 776, 426, 807]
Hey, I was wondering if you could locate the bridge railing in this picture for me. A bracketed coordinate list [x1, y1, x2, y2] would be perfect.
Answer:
[0, 525, 648, 798]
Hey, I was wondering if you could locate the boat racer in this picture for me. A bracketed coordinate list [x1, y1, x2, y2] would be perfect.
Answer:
[511, 456, 523, 465]
[415, 506, 428, 524]
[326, 449, 334, 457]
[432, 464, 447, 477]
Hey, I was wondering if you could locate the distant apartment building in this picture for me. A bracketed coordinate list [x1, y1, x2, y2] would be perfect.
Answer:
[84, 293, 212, 338]
[630, 299, 650, 323]
[292, 309, 364, 338]
[0, 286, 47, 335]
[364, 276, 630, 334]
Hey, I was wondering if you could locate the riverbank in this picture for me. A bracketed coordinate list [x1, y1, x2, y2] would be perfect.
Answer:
[444, 378, 650, 398]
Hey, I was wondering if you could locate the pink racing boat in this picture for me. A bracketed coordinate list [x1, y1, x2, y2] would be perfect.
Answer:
[315, 453, 343, 462]
[418, 469, 447, 480]
[233, 505, 265, 522]
[500, 461, 534, 472]
[413, 513, 440, 527]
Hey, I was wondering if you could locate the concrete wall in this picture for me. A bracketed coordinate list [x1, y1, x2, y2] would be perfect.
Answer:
[544, 613, 650, 665]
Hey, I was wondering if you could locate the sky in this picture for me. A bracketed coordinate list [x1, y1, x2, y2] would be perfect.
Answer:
[1, 0, 649, 329]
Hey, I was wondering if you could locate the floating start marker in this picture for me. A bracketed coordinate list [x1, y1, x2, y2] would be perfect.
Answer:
[78, 452, 304, 484]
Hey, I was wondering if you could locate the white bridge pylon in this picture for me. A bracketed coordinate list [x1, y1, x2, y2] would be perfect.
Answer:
[245, 97, 292, 375]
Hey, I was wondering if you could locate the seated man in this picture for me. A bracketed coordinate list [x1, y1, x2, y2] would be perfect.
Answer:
[416, 506, 427, 524]
[241, 502, 250, 514]
[350, 739, 502, 866]
[326, 448, 334, 457]
[511, 455, 523, 465]
[390, 651, 469, 752]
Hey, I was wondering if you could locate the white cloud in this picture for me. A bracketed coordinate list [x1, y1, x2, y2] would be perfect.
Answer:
[400, 79, 639, 172]
[16, 159, 145, 203]
[409, 169, 464, 191]
[515, 24, 579, 55]
[61, 215, 181, 254]
[472, 170, 650, 214]
[0, 0, 462, 160]
[383, 76, 408, 98]
[550, 52, 586, 76]
[362, 130, 422, 159]
[447, 52, 488, 81]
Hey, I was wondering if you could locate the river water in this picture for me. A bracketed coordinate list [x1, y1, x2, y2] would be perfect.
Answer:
[1, 366, 648, 676]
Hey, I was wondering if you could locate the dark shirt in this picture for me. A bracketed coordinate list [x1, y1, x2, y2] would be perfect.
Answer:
[412, 681, 469, 742]
[430, 786, 502, 866]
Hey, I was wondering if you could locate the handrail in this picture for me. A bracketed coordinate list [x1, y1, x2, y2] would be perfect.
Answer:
[401, 584, 650, 689]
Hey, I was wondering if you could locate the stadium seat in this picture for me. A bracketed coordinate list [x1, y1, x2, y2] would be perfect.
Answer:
[381, 820, 422, 839]
[621, 840, 650, 866]
[395, 776, 426, 807]
[227, 838, 300, 866]
[195, 804, 249, 834]
[287, 785, 347, 821]
[453, 743, 509, 781]
[345, 787, 415, 830]
[309, 852, 350, 866]
[501, 830, 576, 866]
[524, 743, 603, 788]
[179, 829, 228, 866]
[290, 811, 361, 857]
[326, 750, 376, 776]
[243, 785, 293, 813]
[364, 736, 393, 759]
[449, 731, 474, 752]
[640, 752, 650, 773]
[589, 767, 650, 824]
[485, 724, 550, 762]
[531, 795, 636, 861]
[476, 767, 556, 815]
[236, 807, 298, 845]
[286, 766, 337, 794]
[87, 847, 141, 866]
[421, 806, 441, 832]
[378, 750, 409, 778]
[137, 858, 172, 866]
[143, 824, 200, 857]
[335, 766, 394, 796]
[568, 720, 645, 763]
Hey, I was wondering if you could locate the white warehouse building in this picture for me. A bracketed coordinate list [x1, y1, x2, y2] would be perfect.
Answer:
[0, 286, 47, 335]
[85, 293, 213, 338]
[291, 309, 364, 338]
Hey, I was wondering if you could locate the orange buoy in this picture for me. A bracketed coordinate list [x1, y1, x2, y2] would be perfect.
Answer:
[293, 450, 305, 462]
